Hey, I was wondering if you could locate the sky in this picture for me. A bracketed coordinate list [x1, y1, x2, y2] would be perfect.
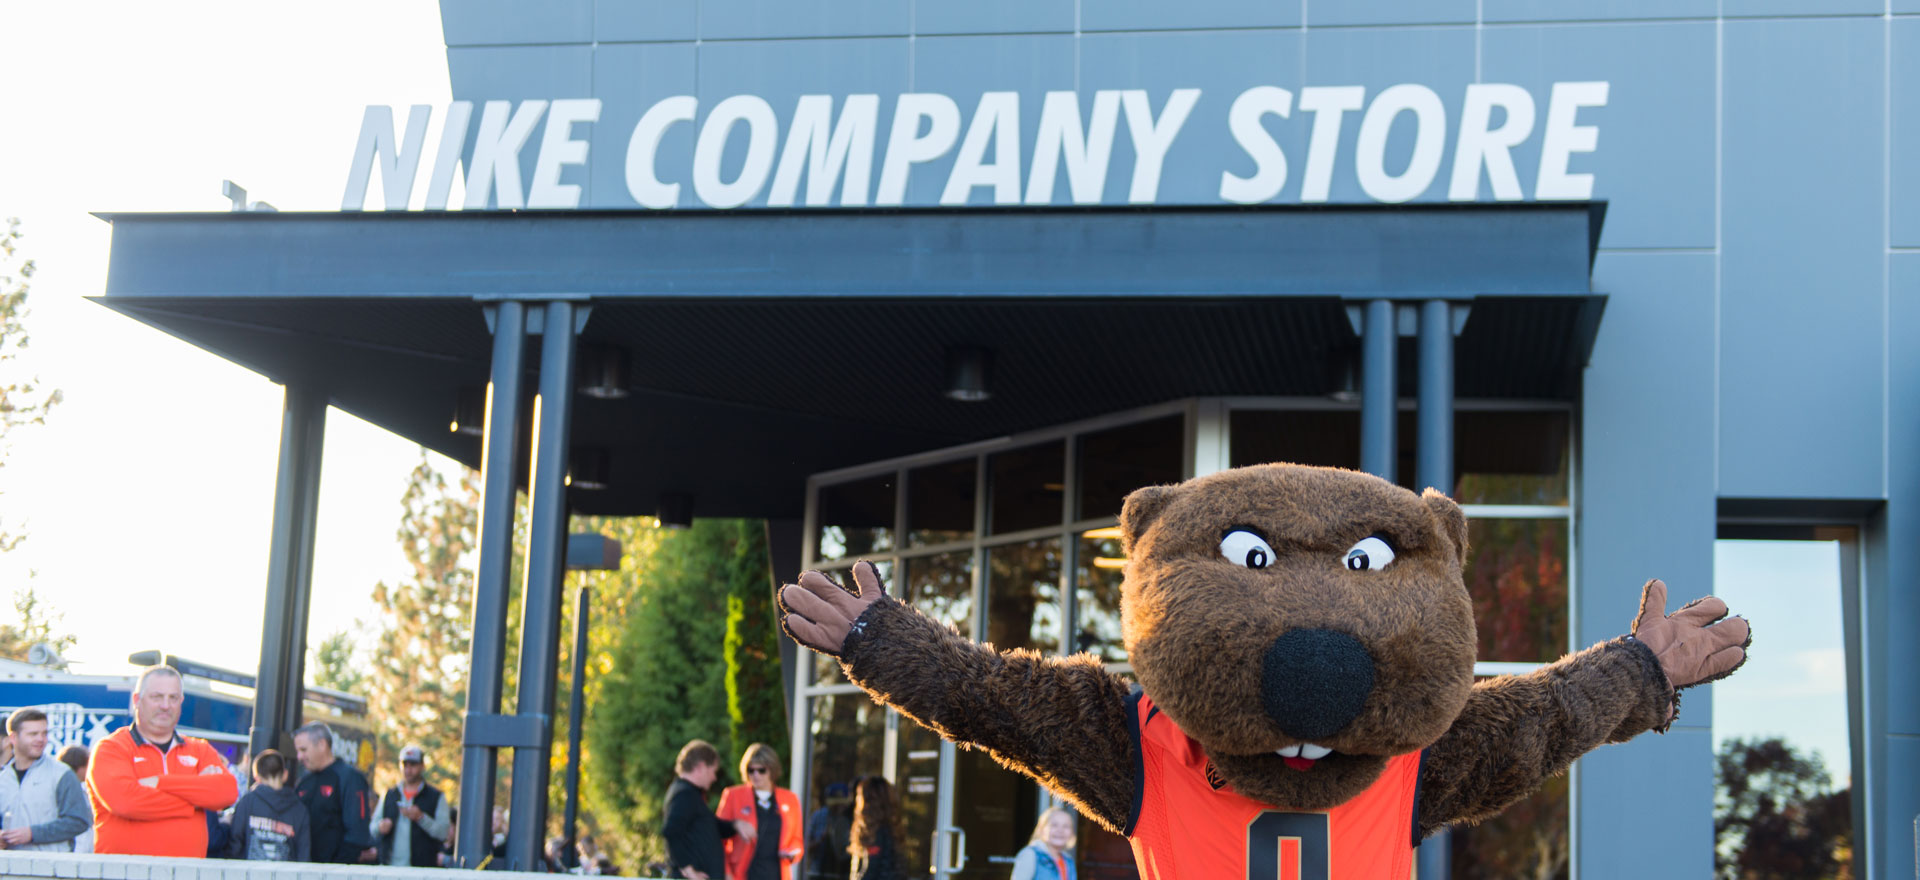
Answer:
[1712, 539, 1854, 787]
[0, 2, 457, 674]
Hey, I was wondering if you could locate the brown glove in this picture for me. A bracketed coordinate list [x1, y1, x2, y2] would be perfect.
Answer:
[1630, 578, 1752, 690]
[778, 560, 886, 657]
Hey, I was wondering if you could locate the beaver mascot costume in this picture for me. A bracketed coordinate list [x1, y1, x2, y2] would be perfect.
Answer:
[779, 464, 1752, 879]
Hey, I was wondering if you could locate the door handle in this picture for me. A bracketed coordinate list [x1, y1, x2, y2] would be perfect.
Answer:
[934, 826, 968, 873]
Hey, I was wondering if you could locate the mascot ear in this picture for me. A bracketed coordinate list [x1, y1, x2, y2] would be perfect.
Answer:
[1120, 485, 1179, 553]
[1422, 489, 1470, 567]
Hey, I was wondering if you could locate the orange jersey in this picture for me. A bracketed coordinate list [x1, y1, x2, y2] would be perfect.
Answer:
[1125, 692, 1423, 880]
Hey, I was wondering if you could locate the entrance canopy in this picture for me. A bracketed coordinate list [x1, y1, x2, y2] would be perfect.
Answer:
[95, 202, 1604, 519]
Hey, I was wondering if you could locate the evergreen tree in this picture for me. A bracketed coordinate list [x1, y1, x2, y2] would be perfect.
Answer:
[364, 452, 481, 793]
[584, 518, 771, 870]
[724, 520, 786, 762]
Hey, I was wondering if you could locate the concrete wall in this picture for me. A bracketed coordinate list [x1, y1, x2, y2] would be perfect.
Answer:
[0, 852, 627, 880]
[434, 2, 1918, 876]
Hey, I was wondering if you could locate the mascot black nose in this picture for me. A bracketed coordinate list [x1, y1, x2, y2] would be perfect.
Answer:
[1260, 629, 1376, 740]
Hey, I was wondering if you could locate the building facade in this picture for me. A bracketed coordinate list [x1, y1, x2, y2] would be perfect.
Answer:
[420, 4, 1915, 878]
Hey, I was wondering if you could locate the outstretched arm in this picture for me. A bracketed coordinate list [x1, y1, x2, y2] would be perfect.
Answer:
[1417, 580, 1750, 835]
[781, 562, 1136, 832]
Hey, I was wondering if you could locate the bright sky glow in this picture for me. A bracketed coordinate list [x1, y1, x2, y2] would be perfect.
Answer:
[1711, 539, 1853, 788]
[0, 2, 456, 674]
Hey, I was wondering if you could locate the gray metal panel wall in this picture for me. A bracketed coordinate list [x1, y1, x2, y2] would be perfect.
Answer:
[430, 3, 1919, 876]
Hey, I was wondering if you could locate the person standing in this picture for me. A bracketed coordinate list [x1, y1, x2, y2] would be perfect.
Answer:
[0, 708, 92, 852]
[227, 750, 310, 862]
[716, 743, 803, 880]
[89, 666, 238, 856]
[1008, 807, 1077, 880]
[662, 740, 755, 880]
[292, 722, 376, 863]
[846, 776, 902, 880]
[372, 745, 450, 868]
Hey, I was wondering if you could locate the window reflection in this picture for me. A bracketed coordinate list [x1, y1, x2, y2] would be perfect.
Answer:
[990, 442, 1065, 534]
[1712, 537, 1855, 880]
[986, 539, 1063, 655]
[1073, 530, 1128, 663]
[1448, 768, 1568, 880]
[1463, 519, 1569, 664]
[952, 748, 1039, 880]
[909, 458, 976, 546]
[905, 552, 974, 638]
[817, 475, 895, 561]
[1453, 411, 1570, 506]
[898, 722, 941, 877]
[807, 692, 888, 823]
[1077, 415, 1184, 521]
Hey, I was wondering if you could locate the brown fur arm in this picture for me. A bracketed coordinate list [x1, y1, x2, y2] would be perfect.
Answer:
[838, 596, 1136, 833]
[1416, 636, 1673, 836]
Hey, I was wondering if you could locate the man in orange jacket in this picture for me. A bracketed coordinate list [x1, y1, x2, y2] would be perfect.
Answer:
[88, 666, 239, 857]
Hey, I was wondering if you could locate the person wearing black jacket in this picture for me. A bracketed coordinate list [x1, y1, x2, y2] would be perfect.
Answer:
[292, 723, 376, 863]
[229, 751, 311, 862]
[662, 740, 755, 880]
[372, 745, 450, 867]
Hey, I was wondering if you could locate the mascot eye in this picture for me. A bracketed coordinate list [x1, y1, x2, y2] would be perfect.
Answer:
[1220, 530, 1275, 570]
[1344, 536, 1396, 571]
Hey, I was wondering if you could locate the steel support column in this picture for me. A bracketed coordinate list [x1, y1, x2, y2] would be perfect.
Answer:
[1360, 299, 1398, 481]
[456, 301, 530, 868]
[1415, 298, 1455, 879]
[560, 585, 591, 869]
[249, 385, 326, 759]
[1417, 299, 1455, 495]
[506, 300, 579, 869]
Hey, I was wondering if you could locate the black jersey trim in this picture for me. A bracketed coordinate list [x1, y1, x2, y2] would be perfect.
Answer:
[1411, 747, 1429, 849]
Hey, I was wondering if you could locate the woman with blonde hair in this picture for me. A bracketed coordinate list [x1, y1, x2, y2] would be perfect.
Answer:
[716, 743, 803, 880]
[1009, 806, 1076, 880]
[847, 775, 903, 880]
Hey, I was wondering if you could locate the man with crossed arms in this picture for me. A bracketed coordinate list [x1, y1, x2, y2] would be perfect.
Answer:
[89, 666, 238, 857]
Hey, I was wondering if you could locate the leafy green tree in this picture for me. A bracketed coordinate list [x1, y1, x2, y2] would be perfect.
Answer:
[0, 587, 74, 666]
[309, 629, 367, 695]
[1715, 736, 1852, 880]
[0, 218, 62, 554]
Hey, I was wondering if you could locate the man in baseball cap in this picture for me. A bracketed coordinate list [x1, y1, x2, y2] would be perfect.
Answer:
[371, 745, 450, 868]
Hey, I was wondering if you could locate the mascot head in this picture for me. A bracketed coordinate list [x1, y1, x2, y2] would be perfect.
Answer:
[1119, 464, 1477, 809]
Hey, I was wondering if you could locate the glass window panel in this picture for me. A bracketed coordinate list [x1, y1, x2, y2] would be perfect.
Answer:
[1077, 415, 1185, 521]
[1463, 518, 1569, 664]
[1228, 410, 1362, 471]
[816, 474, 895, 562]
[908, 458, 976, 547]
[1077, 819, 1141, 880]
[897, 722, 942, 877]
[989, 441, 1065, 534]
[806, 692, 888, 851]
[986, 539, 1063, 655]
[1712, 538, 1855, 880]
[904, 552, 974, 638]
[1454, 411, 1571, 506]
[1448, 760, 1569, 880]
[1073, 530, 1129, 663]
[812, 560, 895, 686]
[952, 747, 1041, 880]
